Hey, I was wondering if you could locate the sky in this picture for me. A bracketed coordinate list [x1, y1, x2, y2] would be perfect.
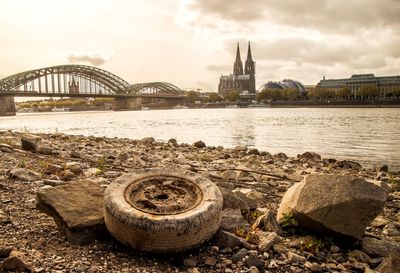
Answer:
[1, 0, 399, 91]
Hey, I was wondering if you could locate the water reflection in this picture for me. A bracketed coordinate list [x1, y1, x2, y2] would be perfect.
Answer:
[0, 108, 399, 170]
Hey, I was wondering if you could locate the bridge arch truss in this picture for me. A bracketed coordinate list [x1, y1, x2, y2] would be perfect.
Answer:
[0, 65, 185, 97]
[0, 65, 130, 96]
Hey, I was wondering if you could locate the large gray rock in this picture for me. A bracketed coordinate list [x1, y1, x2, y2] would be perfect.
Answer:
[9, 168, 40, 182]
[36, 180, 108, 244]
[376, 254, 400, 273]
[277, 175, 387, 239]
[20, 133, 41, 151]
[361, 237, 400, 257]
[220, 209, 250, 233]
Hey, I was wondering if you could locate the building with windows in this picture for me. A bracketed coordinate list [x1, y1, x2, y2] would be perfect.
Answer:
[316, 74, 400, 97]
[259, 79, 306, 94]
[218, 42, 256, 97]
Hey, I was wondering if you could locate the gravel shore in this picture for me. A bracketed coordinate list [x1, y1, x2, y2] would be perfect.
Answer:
[0, 131, 399, 273]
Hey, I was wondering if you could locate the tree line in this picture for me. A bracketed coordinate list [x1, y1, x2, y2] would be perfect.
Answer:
[185, 85, 400, 103]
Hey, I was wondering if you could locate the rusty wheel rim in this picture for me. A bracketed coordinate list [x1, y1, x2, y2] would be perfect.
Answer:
[124, 175, 203, 215]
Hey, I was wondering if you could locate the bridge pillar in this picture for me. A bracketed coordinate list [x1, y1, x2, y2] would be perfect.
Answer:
[0, 96, 16, 116]
[113, 97, 142, 110]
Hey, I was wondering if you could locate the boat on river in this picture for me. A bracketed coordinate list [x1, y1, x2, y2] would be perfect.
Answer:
[248, 103, 271, 108]
[173, 105, 189, 109]
[51, 107, 70, 112]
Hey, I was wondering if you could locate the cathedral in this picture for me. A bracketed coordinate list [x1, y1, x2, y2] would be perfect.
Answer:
[218, 42, 256, 97]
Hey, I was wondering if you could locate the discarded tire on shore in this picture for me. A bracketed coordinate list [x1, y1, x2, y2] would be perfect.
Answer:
[104, 169, 223, 252]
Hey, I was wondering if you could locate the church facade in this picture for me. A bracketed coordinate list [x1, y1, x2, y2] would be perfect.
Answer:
[218, 42, 256, 97]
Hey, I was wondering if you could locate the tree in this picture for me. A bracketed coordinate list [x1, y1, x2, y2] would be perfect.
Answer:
[359, 85, 379, 99]
[208, 92, 221, 102]
[186, 90, 200, 103]
[257, 88, 283, 101]
[308, 87, 335, 100]
[226, 90, 240, 102]
[284, 88, 301, 100]
[337, 87, 352, 99]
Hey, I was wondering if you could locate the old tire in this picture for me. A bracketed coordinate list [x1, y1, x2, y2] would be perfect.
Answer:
[104, 169, 223, 252]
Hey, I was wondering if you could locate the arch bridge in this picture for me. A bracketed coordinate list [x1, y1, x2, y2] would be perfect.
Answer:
[0, 65, 186, 115]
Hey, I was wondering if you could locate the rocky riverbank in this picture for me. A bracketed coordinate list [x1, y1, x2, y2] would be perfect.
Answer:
[0, 131, 399, 273]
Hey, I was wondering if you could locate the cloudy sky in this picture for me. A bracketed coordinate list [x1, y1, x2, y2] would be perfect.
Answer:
[1, 0, 399, 91]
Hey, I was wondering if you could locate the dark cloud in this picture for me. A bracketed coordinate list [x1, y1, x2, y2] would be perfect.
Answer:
[67, 53, 112, 66]
[186, 0, 400, 33]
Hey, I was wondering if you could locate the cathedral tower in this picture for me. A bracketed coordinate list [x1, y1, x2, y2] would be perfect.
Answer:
[233, 42, 243, 76]
[244, 42, 256, 93]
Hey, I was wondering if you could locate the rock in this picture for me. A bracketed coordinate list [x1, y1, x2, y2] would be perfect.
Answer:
[183, 256, 199, 267]
[234, 191, 257, 210]
[299, 152, 321, 162]
[36, 144, 52, 155]
[247, 149, 259, 155]
[245, 190, 264, 203]
[220, 209, 250, 233]
[379, 165, 389, 173]
[70, 151, 81, 158]
[0, 143, 13, 153]
[118, 152, 129, 161]
[361, 237, 400, 257]
[43, 180, 68, 187]
[336, 160, 362, 170]
[0, 245, 12, 257]
[232, 248, 248, 262]
[249, 266, 259, 273]
[330, 245, 340, 253]
[371, 215, 390, 228]
[66, 162, 83, 175]
[272, 243, 287, 254]
[36, 180, 108, 244]
[376, 254, 400, 273]
[45, 164, 63, 175]
[187, 268, 200, 273]
[274, 152, 288, 160]
[0, 256, 32, 272]
[234, 145, 247, 152]
[252, 210, 283, 235]
[210, 246, 219, 254]
[168, 138, 178, 146]
[20, 133, 41, 151]
[204, 257, 217, 266]
[220, 188, 250, 210]
[246, 250, 264, 268]
[9, 168, 41, 182]
[348, 249, 371, 263]
[213, 230, 252, 249]
[193, 140, 206, 148]
[221, 170, 237, 181]
[0, 183, 7, 191]
[305, 261, 323, 272]
[287, 252, 306, 264]
[277, 174, 387, 239]
[0, 212, 11, 225]
[141, 137, 155, 143]
[61, 169, 75, 181]
[257, 232, 281, 252]
[383, 223, 400, 236]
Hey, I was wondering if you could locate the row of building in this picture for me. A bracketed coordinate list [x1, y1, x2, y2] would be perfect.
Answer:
[218, 43, 400, 98]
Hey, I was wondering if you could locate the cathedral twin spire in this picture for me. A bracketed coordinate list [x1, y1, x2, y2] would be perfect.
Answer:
[233, 42, 254, 76]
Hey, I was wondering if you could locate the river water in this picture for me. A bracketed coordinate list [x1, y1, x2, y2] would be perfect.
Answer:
[1, 108, 399, 170]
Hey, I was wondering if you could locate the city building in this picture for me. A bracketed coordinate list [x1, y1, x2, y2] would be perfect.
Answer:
[218, 42, 256, 97]
[259, 79, 306, 94]
[68, 77, 79, 94]
[316, 74, 400, 97]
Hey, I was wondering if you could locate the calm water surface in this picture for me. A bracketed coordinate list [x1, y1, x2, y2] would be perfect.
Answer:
[1, 108, 399, 170]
